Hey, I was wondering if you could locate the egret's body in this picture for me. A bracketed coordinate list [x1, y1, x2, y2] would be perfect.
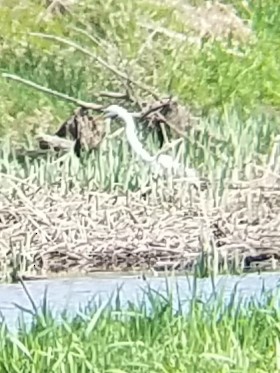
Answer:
[103, 104, 198, 180]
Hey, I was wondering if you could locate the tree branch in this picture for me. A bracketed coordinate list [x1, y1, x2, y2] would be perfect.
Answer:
[29, 32, 159, 99]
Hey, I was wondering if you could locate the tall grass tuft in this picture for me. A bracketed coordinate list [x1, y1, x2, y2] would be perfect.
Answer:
[0, 276, 279, 372]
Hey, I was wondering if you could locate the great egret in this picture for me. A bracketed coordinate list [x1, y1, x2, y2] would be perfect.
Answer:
[103, 104, 199, 180]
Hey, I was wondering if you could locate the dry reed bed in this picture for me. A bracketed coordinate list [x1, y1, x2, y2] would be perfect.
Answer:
[1, 169, 280, 278]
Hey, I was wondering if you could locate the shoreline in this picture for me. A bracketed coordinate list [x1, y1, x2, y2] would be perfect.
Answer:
[2, 265, 280, 285]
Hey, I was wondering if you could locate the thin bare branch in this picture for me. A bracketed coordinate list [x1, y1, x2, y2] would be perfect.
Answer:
[99, 91, 128, 99]
[2, 73, 103, 110]
[36, 134, 74, 151]
[29, 32, 159, 99]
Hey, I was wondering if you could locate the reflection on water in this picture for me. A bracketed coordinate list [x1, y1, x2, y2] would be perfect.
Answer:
[0, 272, 280, 333]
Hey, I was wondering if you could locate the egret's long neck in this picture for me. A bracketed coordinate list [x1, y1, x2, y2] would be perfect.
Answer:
[121, 112, 155, 163]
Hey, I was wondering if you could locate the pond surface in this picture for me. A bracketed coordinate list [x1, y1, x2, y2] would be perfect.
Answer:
[1, 272, 280, 333]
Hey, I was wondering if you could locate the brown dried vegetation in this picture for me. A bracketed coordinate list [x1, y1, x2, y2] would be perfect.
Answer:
[1, 164, 280, 281]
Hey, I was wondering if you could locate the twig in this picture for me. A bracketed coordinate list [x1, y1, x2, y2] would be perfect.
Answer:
[267, 135, 280, 172]
[2, 73, 103, 110]
[2, 75, 130, 105]
[18, 276, 38, 314]
[70, 26, 106, 50]
[107, 127, 125, 140]
[99, 91, 128, 99]
[156, 112, 186, 138]
[139, 99, 172, 119]
[0, 173, 38, 189]
[138, 21, 201, 46]
[1, 72, 154, 122]
[73, 28, 137, 103]
[154, 138, 184, 158]
[36, 134, 74, 151]
[29, 32, 160, 99]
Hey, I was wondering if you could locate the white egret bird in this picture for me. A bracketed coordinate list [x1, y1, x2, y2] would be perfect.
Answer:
[103, 104, 199, 181]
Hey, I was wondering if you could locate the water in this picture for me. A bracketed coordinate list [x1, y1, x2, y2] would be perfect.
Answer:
[1, 272, 280, 333]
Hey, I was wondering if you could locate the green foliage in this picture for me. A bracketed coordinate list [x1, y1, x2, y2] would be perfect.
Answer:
[1, 0, 280, 141]
[0, 282, 280, 372]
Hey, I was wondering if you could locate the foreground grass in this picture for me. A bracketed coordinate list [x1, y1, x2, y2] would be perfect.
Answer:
[0, 280, 280, 372]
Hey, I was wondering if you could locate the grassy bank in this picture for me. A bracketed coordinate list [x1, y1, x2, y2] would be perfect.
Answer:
[1, 280, 280, 372]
